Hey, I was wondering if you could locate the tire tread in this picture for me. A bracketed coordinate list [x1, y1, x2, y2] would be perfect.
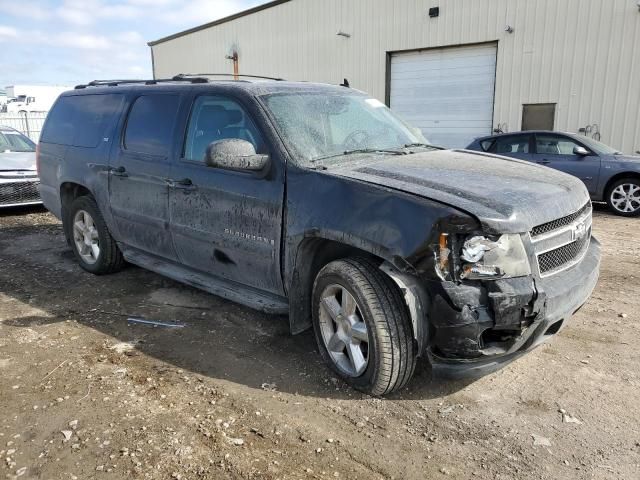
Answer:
[312, 257, 417, 396]
[66, 195, 124, 275]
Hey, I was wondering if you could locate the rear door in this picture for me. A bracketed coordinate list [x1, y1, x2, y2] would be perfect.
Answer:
[532, 133, 601, 194]
[168, 92, 285, 294]
[108, 92, 183, 260]
[489, 134, 534, 161]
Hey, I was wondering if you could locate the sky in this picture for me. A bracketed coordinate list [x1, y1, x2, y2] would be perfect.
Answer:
[0, 0, 265, 89]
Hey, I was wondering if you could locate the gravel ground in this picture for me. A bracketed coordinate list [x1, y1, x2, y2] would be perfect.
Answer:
[0, 205, 638, 480]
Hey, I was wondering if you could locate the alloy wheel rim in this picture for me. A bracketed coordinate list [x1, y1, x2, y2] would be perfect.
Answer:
[611, 183, 640, 214]
[72, 209, 100, 264]
[318, 284, 369, 377]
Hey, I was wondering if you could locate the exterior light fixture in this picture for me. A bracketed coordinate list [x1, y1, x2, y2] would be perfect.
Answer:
[505, 25, 514, 33]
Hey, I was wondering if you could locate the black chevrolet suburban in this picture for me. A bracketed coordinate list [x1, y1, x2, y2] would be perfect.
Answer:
[38, 77, 600, 395]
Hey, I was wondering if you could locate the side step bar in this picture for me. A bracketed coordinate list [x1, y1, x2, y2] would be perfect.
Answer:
[122, 247, 289, 315]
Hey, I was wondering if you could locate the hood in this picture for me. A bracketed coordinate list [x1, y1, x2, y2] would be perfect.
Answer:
[0, 151, 37, 172]
[610, 154, 640, 164]
[327, 149, 590, 234]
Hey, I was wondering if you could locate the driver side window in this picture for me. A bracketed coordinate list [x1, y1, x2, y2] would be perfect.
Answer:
[184, 96, 265, 162]
[535, 135, 581, 155]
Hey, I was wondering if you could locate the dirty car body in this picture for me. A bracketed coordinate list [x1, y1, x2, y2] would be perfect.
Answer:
[37, 80, 600, 393]
[0, 126, 41, 208]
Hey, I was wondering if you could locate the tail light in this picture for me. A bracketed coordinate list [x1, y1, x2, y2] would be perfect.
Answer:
[36, 143, 41, 176]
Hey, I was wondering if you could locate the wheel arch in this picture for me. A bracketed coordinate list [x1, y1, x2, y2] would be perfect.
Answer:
[286, 235, 423, 350]
[60, 181, 93, 204]
[60, 182, 94, 241]
[604, 172, 640, 198]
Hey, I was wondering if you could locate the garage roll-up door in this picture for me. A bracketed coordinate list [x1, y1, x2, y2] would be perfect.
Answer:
[390, 43, 497, 149]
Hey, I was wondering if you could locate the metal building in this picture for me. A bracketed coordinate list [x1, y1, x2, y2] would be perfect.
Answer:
[149, 0, 640, 153]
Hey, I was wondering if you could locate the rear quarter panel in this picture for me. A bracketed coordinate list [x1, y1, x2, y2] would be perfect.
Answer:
[39, 92, 128, 226]
[38, 142, 67, 218]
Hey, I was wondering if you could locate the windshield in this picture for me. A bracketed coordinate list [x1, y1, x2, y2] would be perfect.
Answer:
[262, 92, 431, 165]
[0, 131, 36, 152]
[573, 135, 621, 155]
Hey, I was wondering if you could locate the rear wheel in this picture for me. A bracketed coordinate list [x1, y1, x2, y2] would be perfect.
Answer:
[65, 196, 124, 274]
[606, 178, 640, 217]
[311, 258, 416, 396]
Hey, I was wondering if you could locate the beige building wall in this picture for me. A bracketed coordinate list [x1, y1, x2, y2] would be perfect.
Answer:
[150, 0, 640, 154]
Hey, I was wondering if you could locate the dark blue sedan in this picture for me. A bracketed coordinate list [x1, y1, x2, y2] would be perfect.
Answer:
[466, 131, 640, 217]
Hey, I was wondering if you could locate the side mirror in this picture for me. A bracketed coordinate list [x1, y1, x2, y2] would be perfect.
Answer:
[573, 145, 590, 156]
[205, 139, 270, 172]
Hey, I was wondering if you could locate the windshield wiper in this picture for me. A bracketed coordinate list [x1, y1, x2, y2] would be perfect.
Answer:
[311, 148, 407, 162]
[404, 143, 444, 150]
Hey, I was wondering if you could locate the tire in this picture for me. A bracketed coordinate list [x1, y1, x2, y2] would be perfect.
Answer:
[311, 257, 417, 396]
[606, 178, 640, 217]
[65, 195, 125, 274]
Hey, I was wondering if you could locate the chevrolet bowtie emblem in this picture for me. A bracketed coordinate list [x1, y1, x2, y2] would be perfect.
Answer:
[573, 221, 587, 240]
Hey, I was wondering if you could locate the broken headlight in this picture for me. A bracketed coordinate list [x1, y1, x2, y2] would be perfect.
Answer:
[459, 234, 531, 280]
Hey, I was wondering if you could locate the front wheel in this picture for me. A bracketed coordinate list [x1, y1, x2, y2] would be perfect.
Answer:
[65, 196, 124, 274]
[311, 258, 417, 396]
[606, 178, 640, 217]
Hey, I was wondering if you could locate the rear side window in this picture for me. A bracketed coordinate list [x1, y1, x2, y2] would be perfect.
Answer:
[480, 139, 494, 151]
[73, 95, 124, 147]
[41, 94, 124, 147]
[41, 97, 76, 145]
[492, 135, 530, 154]
[124, 95, 180, 156]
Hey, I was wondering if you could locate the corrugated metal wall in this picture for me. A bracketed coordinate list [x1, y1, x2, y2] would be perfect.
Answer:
[151, 0, 640, 154]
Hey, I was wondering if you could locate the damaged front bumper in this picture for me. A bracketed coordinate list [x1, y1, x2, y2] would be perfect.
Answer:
[426, 236, 601, 379]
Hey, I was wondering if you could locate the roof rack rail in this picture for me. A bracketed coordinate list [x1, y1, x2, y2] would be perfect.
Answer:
[173, 73, 285, 81]
[74, 77, 209, 89]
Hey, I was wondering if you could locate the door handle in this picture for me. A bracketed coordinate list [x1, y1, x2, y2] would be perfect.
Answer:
[110, 166, 128, 177]
[537, 159, 551, 165]
[166, 178, 196, 190]
[87, 163, 110, 172]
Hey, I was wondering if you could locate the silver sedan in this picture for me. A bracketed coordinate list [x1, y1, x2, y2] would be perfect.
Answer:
[0, 126, 41, 208]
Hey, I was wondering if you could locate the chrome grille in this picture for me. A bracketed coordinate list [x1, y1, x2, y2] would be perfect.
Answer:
[537, 229, 591, 275]
[531, 202, 592, 237]
[0, 181, 41, 206]
[530, 203, 592, 277]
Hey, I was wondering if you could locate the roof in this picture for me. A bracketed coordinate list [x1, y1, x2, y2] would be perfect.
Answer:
[478, 130, 581, 140]
[148, 0, 292, 47]
[63, 79, 356, 97]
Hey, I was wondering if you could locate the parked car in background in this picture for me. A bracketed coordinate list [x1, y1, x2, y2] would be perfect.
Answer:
[0, 126, 41, 208]
[466, 131, 640, 217]
[4, 85, 72, 113]
[38, 78, 600, 395]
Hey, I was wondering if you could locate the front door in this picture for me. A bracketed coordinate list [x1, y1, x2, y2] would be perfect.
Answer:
[533, 133, 601, 194]
[168, 94, 285, 294]
[108, 93, 182, 260]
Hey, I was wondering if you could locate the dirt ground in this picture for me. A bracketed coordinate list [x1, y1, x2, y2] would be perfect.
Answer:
[0, 205, 638, 480]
